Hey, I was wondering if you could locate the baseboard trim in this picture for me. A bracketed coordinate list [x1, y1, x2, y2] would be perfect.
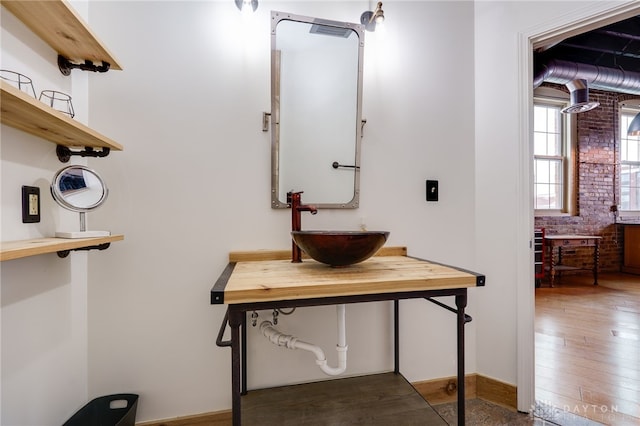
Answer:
[138, 374, 517, 425]
[411, 374, 477, 405]
[476, 374, 518, 410]
[412, 373, 517, 410]
[136, 410, 231, 426]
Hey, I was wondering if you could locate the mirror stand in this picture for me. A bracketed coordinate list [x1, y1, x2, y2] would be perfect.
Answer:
[55, 212, 111, 239]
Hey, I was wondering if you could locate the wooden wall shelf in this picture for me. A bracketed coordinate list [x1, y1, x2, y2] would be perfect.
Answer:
[1, 234, 124, 261]
[1, 0, 123, 71]
[1, 1, 124, 263]
[0, 81, 123, 150]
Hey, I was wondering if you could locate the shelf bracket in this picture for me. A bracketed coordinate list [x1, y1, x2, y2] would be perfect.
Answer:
[57, 145, 110, 163]
[57, 243, 111, 258]
[58, 55, 110, 75]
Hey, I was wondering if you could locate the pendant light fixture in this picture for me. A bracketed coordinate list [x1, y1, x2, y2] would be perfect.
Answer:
[628, 112, 640, 137]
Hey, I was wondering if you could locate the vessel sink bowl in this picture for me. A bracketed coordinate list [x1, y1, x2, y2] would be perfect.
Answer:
[291, 231, 390, 267]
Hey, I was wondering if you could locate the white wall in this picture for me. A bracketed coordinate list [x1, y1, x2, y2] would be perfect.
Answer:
[1, 2, 91, 425]
[85, 1, 476, 422]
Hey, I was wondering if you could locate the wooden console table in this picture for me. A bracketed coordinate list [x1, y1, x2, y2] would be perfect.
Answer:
[211, 248, 485, 426]
[544, 235, 601, 287]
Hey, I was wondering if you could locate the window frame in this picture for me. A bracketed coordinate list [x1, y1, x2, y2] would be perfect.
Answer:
[533, 87, 577, 217]
[619, 100, 640, 218]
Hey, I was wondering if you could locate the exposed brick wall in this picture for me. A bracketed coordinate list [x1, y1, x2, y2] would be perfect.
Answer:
[535, 84, 640, 274]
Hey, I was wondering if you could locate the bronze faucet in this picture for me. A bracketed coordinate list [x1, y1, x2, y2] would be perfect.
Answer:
[287, 191, 317, 262]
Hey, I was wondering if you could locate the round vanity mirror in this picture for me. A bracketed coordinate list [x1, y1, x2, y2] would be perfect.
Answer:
[51, 165, 110, 238]
[51, 165, 108, 212]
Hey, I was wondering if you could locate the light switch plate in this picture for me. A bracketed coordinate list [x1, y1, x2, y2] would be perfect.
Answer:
[426, 180, 439, 202]
[22, 185, 40, 223]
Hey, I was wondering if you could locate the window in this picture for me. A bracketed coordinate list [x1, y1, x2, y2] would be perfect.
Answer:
[533, 95, 575, 215]
[620, 106, 640, 212]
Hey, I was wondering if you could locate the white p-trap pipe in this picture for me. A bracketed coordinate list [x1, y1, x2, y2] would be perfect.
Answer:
[259, 304, 348, 376]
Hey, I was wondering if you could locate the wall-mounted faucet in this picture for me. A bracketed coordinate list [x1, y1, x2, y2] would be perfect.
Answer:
[287, 191, 317, 262]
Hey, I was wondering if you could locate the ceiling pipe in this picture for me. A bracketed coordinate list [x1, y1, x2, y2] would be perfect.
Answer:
[533, 59, 640, 95]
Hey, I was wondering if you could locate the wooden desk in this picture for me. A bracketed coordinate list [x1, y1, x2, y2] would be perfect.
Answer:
[544, 235, 601, 287]
[211, 249, 485, 426]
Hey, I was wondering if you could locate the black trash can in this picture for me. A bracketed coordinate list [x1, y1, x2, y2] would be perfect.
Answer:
[63, 394, 138, 426]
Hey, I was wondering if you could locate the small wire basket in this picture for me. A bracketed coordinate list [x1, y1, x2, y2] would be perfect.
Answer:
[0, 69, 37, 98]
[39, 90, 75, 118]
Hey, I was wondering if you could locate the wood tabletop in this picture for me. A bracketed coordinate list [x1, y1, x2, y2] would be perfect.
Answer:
[544, 234, 601, 240]
[212, 251, 484, 304]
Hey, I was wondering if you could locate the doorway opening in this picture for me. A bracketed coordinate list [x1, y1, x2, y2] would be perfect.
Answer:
[525, 7, 640, 425]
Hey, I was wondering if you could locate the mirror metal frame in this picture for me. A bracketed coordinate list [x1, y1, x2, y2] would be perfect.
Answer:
[270, 11, 365, 209]
[51, 165, 109, 212]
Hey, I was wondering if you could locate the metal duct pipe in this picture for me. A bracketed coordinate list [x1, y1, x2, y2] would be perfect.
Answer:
[561, 79, 599, 114]
[533, 59, 640, 95]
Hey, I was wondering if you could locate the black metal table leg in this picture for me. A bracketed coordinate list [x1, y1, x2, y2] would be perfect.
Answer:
[241, 312, 247, 395]
[455, 292, 467, 426]
[549, 246, 557, 287]
[594, 240, 599, 285]
[394, 299, 400, 374]
[228, 309, 243, 426]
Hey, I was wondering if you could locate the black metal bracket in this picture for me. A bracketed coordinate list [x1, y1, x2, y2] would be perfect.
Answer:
[58, 55, 110, 76]
[57, 145, 110, 163]
[262, 112, 271, 132]
[57, 243, 111, 258]
[216, 309, 232, 347]
[425, 297, 473, 323]
[332, 161, 360, 170]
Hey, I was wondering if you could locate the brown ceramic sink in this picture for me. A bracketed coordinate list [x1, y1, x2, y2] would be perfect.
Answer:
[291, 231, 390, 267]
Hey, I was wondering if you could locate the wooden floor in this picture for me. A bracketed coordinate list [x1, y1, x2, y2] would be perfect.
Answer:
[535, 272, 640, 425]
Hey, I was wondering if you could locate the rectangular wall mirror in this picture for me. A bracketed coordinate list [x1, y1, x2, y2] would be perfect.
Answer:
[271, 11, 365, 209]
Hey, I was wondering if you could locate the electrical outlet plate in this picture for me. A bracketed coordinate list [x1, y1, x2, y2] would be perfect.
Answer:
[22, 186, 41, 223]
